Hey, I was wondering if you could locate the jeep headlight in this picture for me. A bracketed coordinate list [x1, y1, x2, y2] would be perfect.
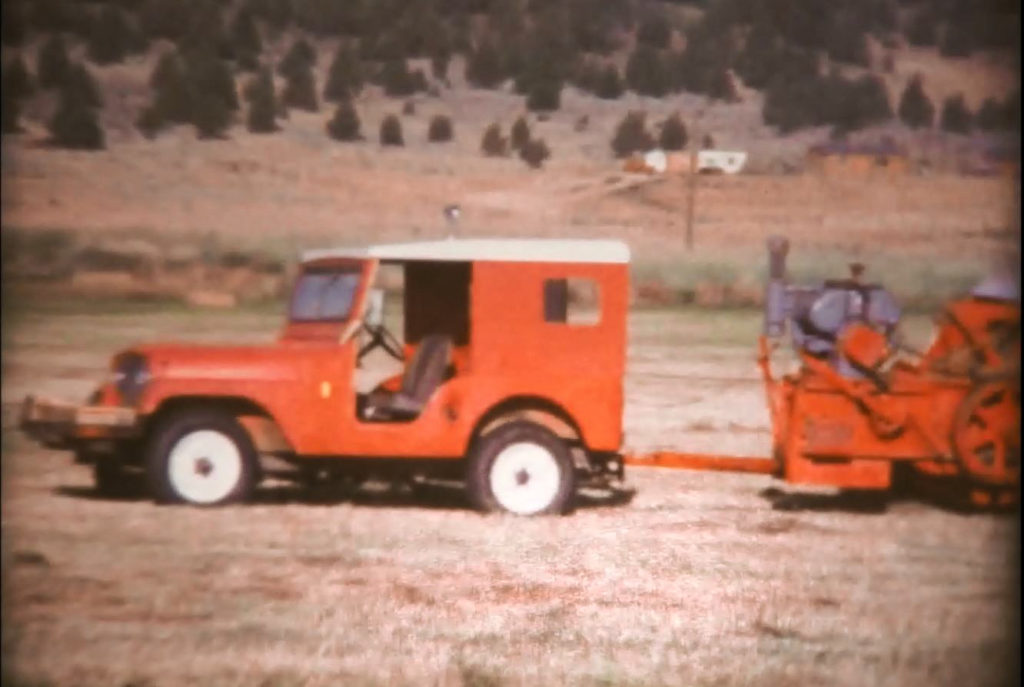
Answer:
[111, 353, 150, 405]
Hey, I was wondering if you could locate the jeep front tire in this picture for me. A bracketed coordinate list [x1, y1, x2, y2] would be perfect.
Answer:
[146, 409, 258, 506]
[466, 421, 575, 516]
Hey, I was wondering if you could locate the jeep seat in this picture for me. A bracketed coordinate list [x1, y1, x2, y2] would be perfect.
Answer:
[361, 335, 453, 421]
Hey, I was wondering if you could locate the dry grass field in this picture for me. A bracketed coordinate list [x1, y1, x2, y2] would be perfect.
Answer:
[0, 295, 1018, 687]
[1, 31, 1020, 686]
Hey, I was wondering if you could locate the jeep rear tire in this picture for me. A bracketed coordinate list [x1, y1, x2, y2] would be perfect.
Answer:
[466, 421, 575, 516]
[146, 409, 258, 506]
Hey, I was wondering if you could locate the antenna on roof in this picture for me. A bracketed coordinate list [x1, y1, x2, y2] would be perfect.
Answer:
[443, 204, 460, 239]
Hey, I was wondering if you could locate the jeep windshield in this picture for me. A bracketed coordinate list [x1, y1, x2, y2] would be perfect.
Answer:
[290, 266, 363, 322]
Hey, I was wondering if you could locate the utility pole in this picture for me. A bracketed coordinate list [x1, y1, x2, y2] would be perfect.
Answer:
[684, 106, 705, 252]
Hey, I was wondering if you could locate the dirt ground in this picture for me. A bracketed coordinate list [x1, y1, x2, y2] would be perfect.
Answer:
[0, 298, 1018, 687]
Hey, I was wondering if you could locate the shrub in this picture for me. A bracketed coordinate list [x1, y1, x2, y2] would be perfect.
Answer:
[611, 111, 654, 158]
[379, 114, 403, 146]
[282, 61, 318, 112]
[659, 113, 688, 151]
[595, 65, 624, 100]
[245, 68, 278, 133]
[88, 5, 133, 65]
[428, 115, 453, 142]
[37, 34, 71, 89]
[898, 74, 934, 129]
[519, 134, 551, 168]
[519, 138, 550, 169]
[3, 55, 35, 100]
[940, 93, 973, 134]
[526, 80, 561, 112]
[480, 122, 507, 156]
[510, 115, 530, 151]
[323, 42, 363, 102]
[402, 100, 416, 116]
[327, 100, 361, 141]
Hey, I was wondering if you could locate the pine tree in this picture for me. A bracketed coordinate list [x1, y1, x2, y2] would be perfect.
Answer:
[611, 111, 654, 158]
[282, 60, 318, 112]
[636, 14, 671, 49]
[278, 37, 317, 80]
[1, 1, 27, 47]
[466, 41, 505, 89]
[625, 45, 669, 98]
[63, 63, 103, 110]
[659, 113, 687, 151]
[431, 49, 451, 83]
[245, 68, 278, 133]
[88, 5, 132, 65]
[480, 122, 507, 156]
[192, 91, 231, 138]
[38, 34, 71, 89]
[185, 46, 239, 112]
[379, 114, 403, 146]
[326, 100, 361, 141]
[231, 7, 262, 71]
[149, 50, 193, 125]
[3, 55, 35, 100]
[510, 115, 530, 151]
[526, 80, 561, 112]
[324, 42, 363, 102]
[380, 59, 419, 98]
[898, 74, 934, 129]
[2, 91, 21, 133]
[427, 115, 453, 142]
[49, 71, 104, 149]
[940, 93, 973, 134]
[595, 65, 624, 100]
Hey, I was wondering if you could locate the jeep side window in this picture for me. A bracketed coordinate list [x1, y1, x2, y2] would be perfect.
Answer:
[291, 268, 362, 321]
[543, 278, 601, 326]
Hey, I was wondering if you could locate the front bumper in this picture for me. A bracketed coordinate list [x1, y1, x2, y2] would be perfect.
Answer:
[19, 395, 139, 450]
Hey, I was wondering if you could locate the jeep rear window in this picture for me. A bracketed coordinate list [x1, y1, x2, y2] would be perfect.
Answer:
[290, 267, 362, 322]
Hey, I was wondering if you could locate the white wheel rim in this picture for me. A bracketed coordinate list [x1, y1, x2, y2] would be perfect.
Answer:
[488, 442, 562, 515]
[167, 429, 243, 504]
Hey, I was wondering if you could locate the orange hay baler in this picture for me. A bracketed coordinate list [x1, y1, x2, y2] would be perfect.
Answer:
[627, 237, 1020, 509]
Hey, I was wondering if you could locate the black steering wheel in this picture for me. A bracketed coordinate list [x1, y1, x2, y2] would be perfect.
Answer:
[358, 322, 405, 363]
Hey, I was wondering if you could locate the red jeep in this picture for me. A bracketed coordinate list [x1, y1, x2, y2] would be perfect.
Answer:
[21, 239, 630, 515]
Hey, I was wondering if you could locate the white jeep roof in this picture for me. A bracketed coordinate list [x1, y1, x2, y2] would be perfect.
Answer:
[301, 238, 631, 265]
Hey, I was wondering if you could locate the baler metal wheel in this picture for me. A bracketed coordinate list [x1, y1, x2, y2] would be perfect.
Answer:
[952, 381, 1020, 487]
